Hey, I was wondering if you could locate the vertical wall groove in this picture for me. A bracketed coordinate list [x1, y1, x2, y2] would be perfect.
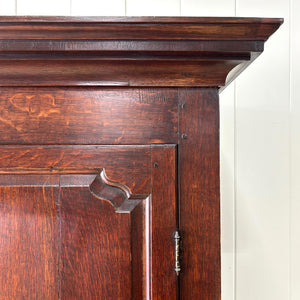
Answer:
[233, 5, 237, 300]
[234, 4, 238, 300]
[233, 83, 237, 300]
[179, 0, 181, 15]
[288, 1, 292, 298]
[289, 0, 300, 298]
[235, 1, 289, 299]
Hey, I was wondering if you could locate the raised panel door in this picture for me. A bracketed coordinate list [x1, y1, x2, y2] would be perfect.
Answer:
[0, 145, 178, 299]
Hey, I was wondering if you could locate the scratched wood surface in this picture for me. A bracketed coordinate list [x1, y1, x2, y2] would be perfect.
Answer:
[0, 180, 59, 299]
[0, 145, 151, 194]
[0, 146, 177, 299]
[61, 185, 133, 299]
[0, 88, 178, 145]
[0, 17, 283, 300]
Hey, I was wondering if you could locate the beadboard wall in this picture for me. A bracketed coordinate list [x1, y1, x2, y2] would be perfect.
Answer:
[1, 0, 298, 299]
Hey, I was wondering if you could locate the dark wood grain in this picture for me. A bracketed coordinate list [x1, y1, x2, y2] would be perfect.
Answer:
[61, 185, 132, 299]
[59, 172, 150, 299]
[0, 165, 154, 299]
[0, 16, 283, 23]
[0, 40, 263, 55]
[0, 60, 243, 87]
[0, 17, 282, 88]
[0, 174, 59, 186]
[0, 88, 178, 144]
[0, 17, 282, 41]
[90, 169, 145, 213]
[131, 199, 148, 299]
[0, 145, 151, 194]
[0, 17, 282, 300]
[151, 145, 178, 299]
[0, 180, 59, 299]
[178, 88, 221, 299]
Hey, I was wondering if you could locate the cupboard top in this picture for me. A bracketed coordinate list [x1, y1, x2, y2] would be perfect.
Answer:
[0, 16, 282, 88]
[0, 16, 282, 41]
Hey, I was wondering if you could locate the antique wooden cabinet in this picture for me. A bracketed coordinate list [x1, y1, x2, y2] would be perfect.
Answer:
[0, 17, 282, 299]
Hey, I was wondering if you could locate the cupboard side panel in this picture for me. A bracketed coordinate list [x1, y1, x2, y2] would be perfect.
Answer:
[178, 88, 220, 299]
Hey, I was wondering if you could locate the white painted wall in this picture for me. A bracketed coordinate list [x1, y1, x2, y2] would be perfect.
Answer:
[0, 0, 297, 299]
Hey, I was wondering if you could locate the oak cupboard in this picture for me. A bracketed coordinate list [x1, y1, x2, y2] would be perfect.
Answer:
[0, 17, 282, 299]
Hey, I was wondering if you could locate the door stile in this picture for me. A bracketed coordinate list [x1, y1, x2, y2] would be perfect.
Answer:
[151, 145, 178, 299]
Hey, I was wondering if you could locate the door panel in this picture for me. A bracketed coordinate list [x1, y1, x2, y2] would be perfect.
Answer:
[0, 145, 151, 194]
[61, 185, 133, 299]
[0, 179, 59, 299]
[0, 145, 177, 299]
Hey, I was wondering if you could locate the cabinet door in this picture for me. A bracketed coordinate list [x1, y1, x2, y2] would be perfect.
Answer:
[0, 145, 177, 299]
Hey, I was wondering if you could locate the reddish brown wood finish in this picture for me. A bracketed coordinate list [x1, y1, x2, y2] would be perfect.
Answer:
[0, 88, 178, 144]
[0, 178, 59, 299]
[151, 145, 178, 299]
[0, 17, 282, 300]
[61, 182, 133, 299]
[0, 17, 282, 88]
[131, 199, 147, 299]
[0, 16, 282, 41]
[0, 146, 177, 299]
[0, 60, 245, 87]
[178, 88, 221, 299]
[0, 145, 151, 193]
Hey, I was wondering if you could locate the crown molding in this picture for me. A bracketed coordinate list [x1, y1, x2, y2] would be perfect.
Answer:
[0, 17, 283, 88]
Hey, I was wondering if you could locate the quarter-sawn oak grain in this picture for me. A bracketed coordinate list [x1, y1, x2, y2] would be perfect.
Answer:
[0, 180, 59, 299]
[0, 145, 151, 194]
[0, 17, 282, 300]
[0, 88, 178, 145]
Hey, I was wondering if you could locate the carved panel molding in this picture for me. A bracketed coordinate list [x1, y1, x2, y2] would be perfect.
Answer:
[90, 169, 148, 213]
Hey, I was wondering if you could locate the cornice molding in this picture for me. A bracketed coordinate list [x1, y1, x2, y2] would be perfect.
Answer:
[0, 17, 283, 89]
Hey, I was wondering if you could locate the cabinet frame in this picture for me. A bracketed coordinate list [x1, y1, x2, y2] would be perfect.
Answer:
[0, 16, 282, 299]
